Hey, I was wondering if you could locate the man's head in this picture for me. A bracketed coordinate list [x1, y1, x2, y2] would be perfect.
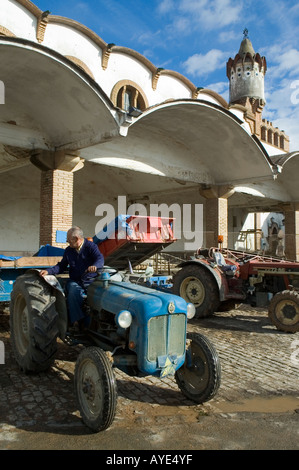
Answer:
[67, 226, 84, 249]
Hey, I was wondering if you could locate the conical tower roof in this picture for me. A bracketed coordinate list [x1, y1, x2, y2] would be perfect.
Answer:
[238, 38, 255, 58]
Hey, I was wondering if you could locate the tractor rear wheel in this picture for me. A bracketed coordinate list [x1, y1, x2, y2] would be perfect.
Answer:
[175, 332, 221, 403]
[74, 346, 118, 432]
[268, 290, 299, 333]
[10, 273, 59, 372]
[173, 264, 220, 318]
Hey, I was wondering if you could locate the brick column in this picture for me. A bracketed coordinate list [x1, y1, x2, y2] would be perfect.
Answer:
[30, 150, 84, 249]
[205, 197, 228, 248]
[40, 169, 74, 248]
[284, 206, 299, 261]
[200, 185, 234, 249]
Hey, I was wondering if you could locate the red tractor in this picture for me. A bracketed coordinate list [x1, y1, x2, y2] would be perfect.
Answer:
[172, 248, 299, 333]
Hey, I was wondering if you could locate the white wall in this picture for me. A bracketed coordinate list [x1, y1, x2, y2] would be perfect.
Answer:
[2, 0, 37, 40]
[0, 164, 40, 254]
[43, 24, 104, 84]
[2, 1, 227, 111]
[73, 162, 206, 255]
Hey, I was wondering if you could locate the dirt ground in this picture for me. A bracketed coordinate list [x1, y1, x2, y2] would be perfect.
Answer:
[1, 304, 299, 452]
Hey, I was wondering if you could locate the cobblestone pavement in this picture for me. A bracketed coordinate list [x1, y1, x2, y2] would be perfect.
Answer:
[0, 305, 299, 450]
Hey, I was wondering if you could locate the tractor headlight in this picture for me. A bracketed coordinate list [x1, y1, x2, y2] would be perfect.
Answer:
[187, 303, 196, 319]
[116, 310, 132, 329]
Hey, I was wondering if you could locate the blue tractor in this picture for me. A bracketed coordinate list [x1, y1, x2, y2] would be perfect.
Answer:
[9, 269, 221, 432]
[9, 216, 221, 432]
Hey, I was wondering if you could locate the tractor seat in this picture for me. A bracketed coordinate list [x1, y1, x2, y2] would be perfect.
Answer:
[213, 251, 237, 275]
[213, 251, 226, 266]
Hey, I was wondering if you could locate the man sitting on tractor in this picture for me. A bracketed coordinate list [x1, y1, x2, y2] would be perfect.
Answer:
[39, 226, 104, 331]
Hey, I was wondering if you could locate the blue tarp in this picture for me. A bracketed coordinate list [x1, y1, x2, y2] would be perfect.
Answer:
[0, 245, 64, 262]
[35, 244, 65, 256]
[93, 215, 132, 244]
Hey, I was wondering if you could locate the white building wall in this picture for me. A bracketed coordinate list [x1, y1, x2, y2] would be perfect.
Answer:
[1, 0, 286, 257]
[104, 52, 152, 99]
[197, 92, 226, 106]
[73, 162, 207, 255]
[2, 0, 37, 40]
[43, 24, 104, 83]
[0, 164, 40, 254]
[1, 0, 228, 111]
[154, 76, 192, 103]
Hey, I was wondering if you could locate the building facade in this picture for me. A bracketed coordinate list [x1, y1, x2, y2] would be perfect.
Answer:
[0, 1, 299, 260]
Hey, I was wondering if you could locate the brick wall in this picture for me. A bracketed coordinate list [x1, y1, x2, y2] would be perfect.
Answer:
[284, 208, 299, 261]
[205, 198, 228, 248]
[40, 169, 73, 247]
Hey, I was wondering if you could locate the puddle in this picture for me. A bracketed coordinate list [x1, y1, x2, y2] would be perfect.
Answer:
[215, 396, 299, 413]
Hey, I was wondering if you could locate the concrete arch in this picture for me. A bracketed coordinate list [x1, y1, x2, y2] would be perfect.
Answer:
[64, 55, 95, 80]
[81, 99, 275, 186]
[0, 36, 121, 164]
[271, 152, 299, 201]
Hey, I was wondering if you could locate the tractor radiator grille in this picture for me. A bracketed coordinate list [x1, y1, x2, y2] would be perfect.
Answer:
[147, 314, 186, 362]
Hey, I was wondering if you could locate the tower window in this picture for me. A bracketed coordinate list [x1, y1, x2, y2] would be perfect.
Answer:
[261, 127, 267, 141]
[268, 130, 273, 145]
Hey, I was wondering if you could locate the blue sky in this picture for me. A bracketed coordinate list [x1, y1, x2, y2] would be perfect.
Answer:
[34, 0, 299, 150]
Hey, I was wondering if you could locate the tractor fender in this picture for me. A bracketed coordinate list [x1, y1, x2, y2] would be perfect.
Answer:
[175, 260, 227, 302]
[27, 269, 68, 340]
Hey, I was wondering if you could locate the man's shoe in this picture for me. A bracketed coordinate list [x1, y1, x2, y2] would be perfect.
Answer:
[69, 321, 80, 333]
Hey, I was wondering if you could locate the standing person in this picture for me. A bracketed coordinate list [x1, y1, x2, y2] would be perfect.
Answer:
[39, 226, 104, 330]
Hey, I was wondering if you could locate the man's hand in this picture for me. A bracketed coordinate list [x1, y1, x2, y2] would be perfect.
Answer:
[39, 270, 48, 277]
[87, 266, 98, 273]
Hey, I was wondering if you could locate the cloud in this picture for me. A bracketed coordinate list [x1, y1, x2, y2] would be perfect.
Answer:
[218, 30, 239, 43]
[189, 0, 244, 30]
[74, 1, 91, 11]
[264, 78, 299, 151]
[157, 0, 176, 14]
[206, 81, 229, 100]
[156, 0, 244, 34]
[180, 0, 243, 30]
[267, 48, 299, 79]
[275, 113, 299, 151]
[183, 49, 227, 77]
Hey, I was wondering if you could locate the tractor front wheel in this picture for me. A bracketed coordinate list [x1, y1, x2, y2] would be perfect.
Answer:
[10, 273, 59, 373]
[74, 346, 118, 432]
[175, 332, 221, 403]
[268, 290, 299, 333]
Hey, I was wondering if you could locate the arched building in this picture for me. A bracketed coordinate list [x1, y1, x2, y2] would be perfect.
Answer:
[1, 1, 299, 259]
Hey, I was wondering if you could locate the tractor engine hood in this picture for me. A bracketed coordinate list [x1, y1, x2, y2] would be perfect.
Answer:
[87, 279, 187, 320]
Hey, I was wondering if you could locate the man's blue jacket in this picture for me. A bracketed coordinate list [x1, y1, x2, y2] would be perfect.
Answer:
[47, 239, 104, 287]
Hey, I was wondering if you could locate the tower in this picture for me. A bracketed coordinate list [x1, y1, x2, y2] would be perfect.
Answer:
[227, 30, 267, 106]
[226, 30, 267, 137]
